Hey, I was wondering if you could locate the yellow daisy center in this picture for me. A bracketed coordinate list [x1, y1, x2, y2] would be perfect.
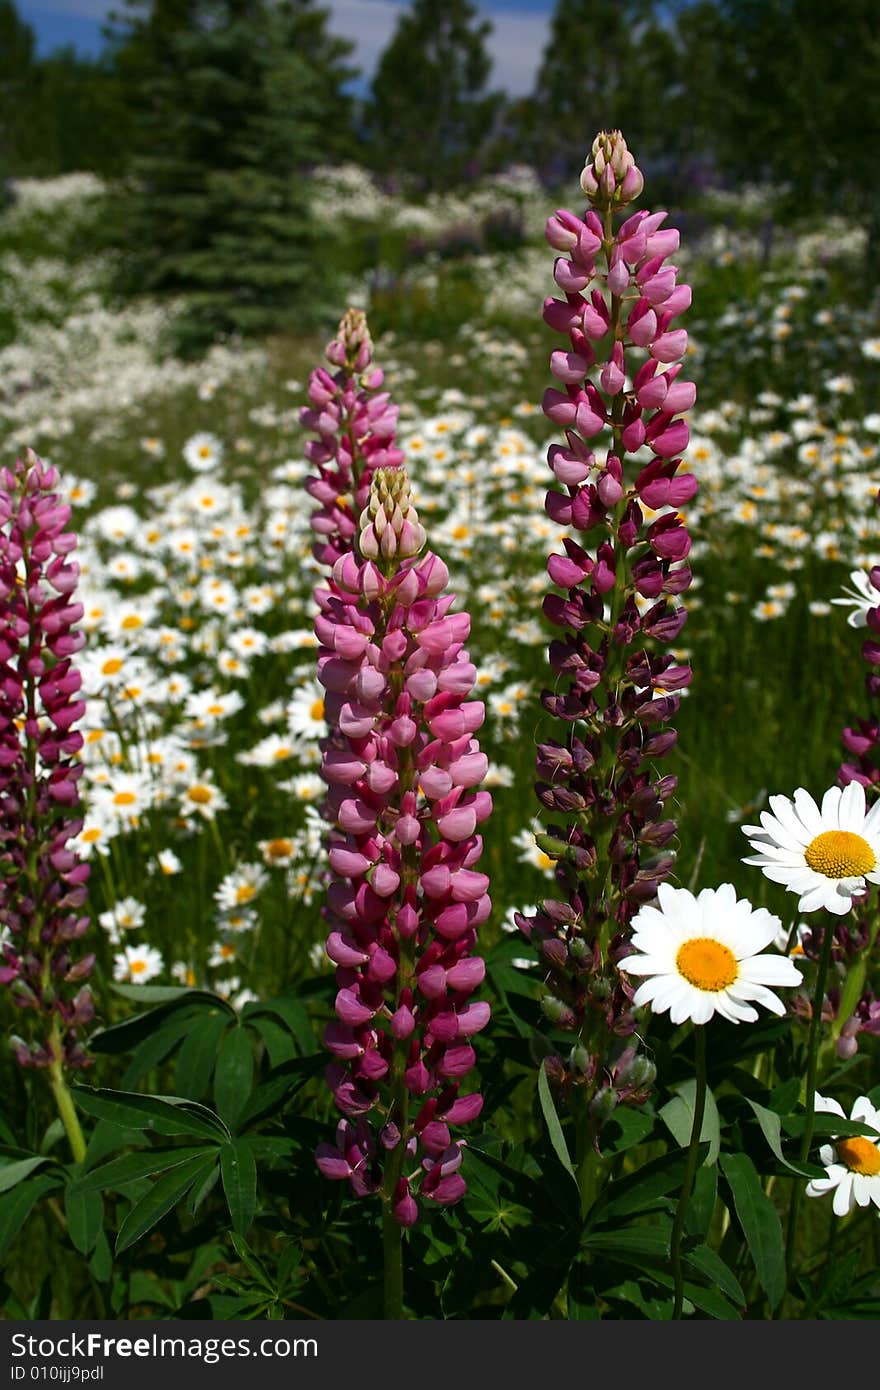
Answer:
[121, 615, 142, 630]
[804, 830, 875, 879]
[102, 658, 123, 676]
[81, 827, 102, 843]
[113, 791, 137, 807]
[536, 851, 554, 871]
[310, 699, 325, 721]
[836, 1137, 880, 1175]
[187, 784, 213, 805]
[266, 838, 293, 859]
[235, 884, 256, 904]
[129, 959, 147, 975]
[676, 937, 738, 992]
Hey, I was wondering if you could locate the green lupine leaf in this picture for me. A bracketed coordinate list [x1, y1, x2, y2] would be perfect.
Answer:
[220, 1139, 257, 1235]
[214, 1028, 254, 1131]
[536, 1063, 577, 1186]
[69, 1147, 211, 1196]
[115, 1153, 215, 1254]
[72, 1088, 229, 1142]
[0, 1156, 51, 1194]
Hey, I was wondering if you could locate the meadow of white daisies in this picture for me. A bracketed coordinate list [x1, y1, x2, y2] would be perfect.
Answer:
[1, 148, 879, 1322]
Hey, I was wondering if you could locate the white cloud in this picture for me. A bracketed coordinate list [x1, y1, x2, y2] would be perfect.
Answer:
[325, 1, 548, 95]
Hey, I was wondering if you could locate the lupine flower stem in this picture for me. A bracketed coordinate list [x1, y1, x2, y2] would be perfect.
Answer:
[48, 1047, 87, 1163]
[670, 1025, 706, 1320]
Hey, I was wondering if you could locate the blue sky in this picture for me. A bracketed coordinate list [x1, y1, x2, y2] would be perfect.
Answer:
[19, 1, 556, 95]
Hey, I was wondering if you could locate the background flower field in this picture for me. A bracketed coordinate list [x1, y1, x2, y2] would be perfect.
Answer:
[2, 7, 880, 1317]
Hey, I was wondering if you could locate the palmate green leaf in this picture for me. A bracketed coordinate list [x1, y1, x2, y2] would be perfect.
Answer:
[121, 1013, 201, 1088]
[660, 1079, 721, 1165]
[746, 1099, 822, 1178]
[115, 1153, 218, 1255]
[719, 1152, 785, 1311]
[72, 1087, 229, 1142]
[214, 1028, 254, 1131]
[536, 1064, 577, 1188]
[0, 1175, 62, 1257]
[69, 1147, 212, 1196]
[237, 1053, 325, 1129]
[220, 1139, 257, 1234]
[0, 1156, 51, 1194]
[242, 993, 317, 1056]
[90, 991, 233, 1055]
[175, 1012, 230, 1100]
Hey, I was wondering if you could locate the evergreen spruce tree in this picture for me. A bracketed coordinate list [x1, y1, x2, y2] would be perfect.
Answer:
[364, 0, 503, 190]
[110, 0, 358, 352]
[0, 0, 36, 180]
[525, 0, 675, 183]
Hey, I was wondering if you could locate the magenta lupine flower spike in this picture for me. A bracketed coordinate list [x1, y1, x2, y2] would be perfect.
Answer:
[824, 494, 880, 1057]
[519, 132, 696, 1134]
[300, 309, 405, 569]
[0, 450, 92, 1158]
[314, 467, 492, 1229]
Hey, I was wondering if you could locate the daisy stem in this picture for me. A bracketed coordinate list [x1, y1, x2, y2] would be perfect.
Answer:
[670, 1024, 707, 1319]
[783, 913, 835, 1305]
[798, 916, 835, 1164]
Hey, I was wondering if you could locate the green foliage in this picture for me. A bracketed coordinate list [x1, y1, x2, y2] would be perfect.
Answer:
[109, 0, 357, 350]
[364, 0, 503, 189]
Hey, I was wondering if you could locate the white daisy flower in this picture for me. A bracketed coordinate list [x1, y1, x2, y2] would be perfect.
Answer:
[214, 864, 268, 911]
[742, 782, 880, 916]
[618, 883, 801, 1025]
[98, 896, 146, 943]
[511, 822, 556, 877]
[831, 569, 879, 627]
[156, 849, 182, 876]
[287, 682, 327, 740]
[805, 1094, 880, 1216]
[183, 432, 223, 473]
[257, 837, 296, 868]
[179, 776, 228, 820]
[113, 944, 164, 984]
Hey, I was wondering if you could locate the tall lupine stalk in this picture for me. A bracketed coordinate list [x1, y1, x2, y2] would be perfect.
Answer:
[300, 308, 404, 570]
[832, 530, 880, 1058]
[517, 131, 696, 1209]
[314, 468, 491, 1319]
[0, 449, 92, 1163]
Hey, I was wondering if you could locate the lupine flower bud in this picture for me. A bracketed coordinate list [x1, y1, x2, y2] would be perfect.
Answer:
[580, 130, 644, 210]
[315, 468, 491, 1226]
[0, 450, 93, 1073]
[357, 468, 426, 564]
